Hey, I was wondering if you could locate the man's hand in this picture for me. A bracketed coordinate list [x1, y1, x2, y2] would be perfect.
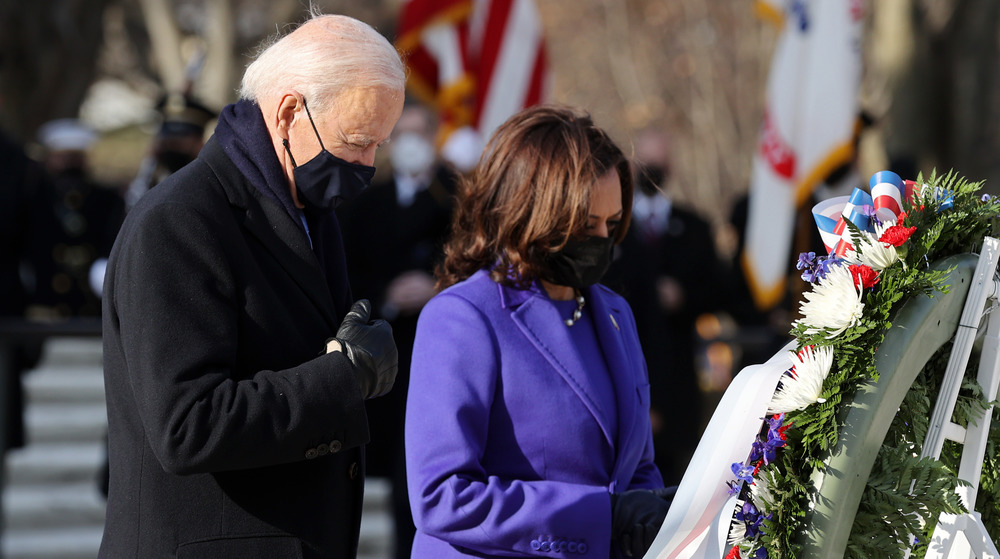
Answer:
[327, 299, 397, 399]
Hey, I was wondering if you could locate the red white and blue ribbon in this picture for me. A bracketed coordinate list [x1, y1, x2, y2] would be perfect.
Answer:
[811, 171, 913, 256]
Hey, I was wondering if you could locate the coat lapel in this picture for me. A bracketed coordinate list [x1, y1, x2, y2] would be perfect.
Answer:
[208, 141, 340, 331]
[504, 283, 616, 448]
[585, 285, 642, 483]
[243, 196, 339, 330]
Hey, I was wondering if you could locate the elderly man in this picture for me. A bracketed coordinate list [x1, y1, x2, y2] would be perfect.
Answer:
[100, 12, 403, 558]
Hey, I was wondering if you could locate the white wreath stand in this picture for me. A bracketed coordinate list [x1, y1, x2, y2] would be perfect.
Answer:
[919, 237, 1000, 559]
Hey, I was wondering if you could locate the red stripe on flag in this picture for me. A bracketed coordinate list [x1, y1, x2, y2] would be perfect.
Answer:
[474, 0, 515, 127]
[404, 47, 442, 109]
[397, 0, 470, 52]
[524, 40, 548, 107]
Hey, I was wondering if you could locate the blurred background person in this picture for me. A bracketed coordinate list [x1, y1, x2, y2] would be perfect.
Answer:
[0, 58, 57, 459]
[33, 118, 124, 318]
[336, 100, 457, 559]
[604, 126, 720, 486]
[126, 92, 216, 209]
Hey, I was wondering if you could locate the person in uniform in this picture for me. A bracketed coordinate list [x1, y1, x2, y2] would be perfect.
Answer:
[126, 93, 217, 209]
[34, 118, 124, 317]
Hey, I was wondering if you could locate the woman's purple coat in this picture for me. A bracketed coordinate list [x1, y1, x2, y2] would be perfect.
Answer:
[406, 269, 664, 558]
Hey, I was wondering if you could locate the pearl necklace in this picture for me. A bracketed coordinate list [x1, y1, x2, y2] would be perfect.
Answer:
[564, 292, 586, 327]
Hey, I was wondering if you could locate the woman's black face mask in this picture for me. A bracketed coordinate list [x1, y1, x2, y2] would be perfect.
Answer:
[541, 235, 615, 289]
[282, 99, 375, 213]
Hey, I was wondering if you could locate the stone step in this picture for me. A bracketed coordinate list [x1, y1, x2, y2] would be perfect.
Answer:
[0, 481, 390, 537]
[35, 338, 103, 368]
[1, 526, 103, 559]
[2, 482, 105, 531]
[363, 477, 390, 511]
[358, 512, 393, 558]
[22, 368, 105, 405]
[24, 403, 107, 445]
[0, 513, 393, 559]
[5, 443, 104, 486]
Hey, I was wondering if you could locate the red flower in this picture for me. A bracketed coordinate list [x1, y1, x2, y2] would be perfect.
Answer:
[849, 264, 880, 289]
[778, 423, 791, 440]
[879, 224, 917, 247]
[726, 546, 743, 559]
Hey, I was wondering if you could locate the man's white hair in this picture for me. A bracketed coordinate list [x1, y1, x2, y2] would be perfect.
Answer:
[239, 11, 406, 115]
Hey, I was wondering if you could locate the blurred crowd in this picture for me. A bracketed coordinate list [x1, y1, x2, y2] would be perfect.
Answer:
[2, 84, 829, 559]
[0, 81, 216, 461]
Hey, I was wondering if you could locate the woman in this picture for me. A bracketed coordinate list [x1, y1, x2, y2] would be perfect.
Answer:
[405, 105, 674, 559]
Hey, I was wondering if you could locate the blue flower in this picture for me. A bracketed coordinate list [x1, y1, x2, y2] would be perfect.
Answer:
[735, 501, 771, 539]
[731, 462, 755, 484]
[982, 194, 992, 203]
[817, 256, 839, 277]
[796, 252, 839, 283]
[796, 252, 817, 271]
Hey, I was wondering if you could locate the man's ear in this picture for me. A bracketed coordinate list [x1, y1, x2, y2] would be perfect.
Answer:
[274, 93, 302, 139]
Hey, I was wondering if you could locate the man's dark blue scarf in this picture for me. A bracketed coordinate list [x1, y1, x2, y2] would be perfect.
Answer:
[214, 99, 302, 226]
[212, 99, 352, 317]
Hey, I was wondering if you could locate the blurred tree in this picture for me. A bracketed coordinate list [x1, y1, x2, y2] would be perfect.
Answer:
[133, 0, 309, 109]
[0, 0, 111, 142]
[873, 0, 1000, 194]
[8, 0, 1000, 228]
[539, 0, 776, 237]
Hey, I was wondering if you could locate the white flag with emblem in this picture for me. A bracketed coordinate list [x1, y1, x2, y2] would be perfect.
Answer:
[741, 0, 863, 311]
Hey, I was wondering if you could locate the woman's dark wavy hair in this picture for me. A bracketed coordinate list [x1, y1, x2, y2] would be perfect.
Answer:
[436, 104, 633, 291]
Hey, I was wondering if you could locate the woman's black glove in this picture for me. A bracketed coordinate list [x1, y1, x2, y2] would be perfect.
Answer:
[328, 299, 397, 399]
[610, 487, 677, 557]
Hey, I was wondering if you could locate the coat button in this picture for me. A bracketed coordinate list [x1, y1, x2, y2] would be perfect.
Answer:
[305, 448, 318, 459]
[316, 443, 329, 456]
[329, 440, 342, 453]
[349, 462, 360, 480]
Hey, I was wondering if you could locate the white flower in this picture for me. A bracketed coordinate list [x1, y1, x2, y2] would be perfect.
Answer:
[750, 470, 775, 508]
[843, 221, 899, 271]
[768, 345, 834, 414]
[793, 263, 864, 338]
[728, 512, 747, 547]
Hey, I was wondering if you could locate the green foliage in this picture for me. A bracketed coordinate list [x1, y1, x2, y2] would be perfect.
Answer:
[849, 447, 968, 558]
[730, 171, 1000, 558]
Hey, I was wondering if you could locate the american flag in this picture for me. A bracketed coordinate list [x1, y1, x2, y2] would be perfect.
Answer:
[395, 0, 551, 151]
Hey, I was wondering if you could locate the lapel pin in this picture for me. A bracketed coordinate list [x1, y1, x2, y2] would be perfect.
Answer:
[609, 314, 619, 331]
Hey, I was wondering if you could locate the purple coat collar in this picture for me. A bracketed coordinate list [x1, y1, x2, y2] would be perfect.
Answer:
[495, 277, 645, 489]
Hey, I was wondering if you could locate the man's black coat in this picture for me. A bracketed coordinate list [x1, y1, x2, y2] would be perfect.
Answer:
[100, 137, 371, 558]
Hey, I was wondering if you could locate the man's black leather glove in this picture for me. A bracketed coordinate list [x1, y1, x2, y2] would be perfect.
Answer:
[328, 299, 397, 399]
[610, 487, 676, 557]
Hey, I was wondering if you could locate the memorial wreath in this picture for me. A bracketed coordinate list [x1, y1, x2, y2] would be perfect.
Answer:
[725, 170, 1000, 558]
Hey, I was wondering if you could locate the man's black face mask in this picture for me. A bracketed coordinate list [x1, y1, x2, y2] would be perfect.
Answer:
[282, 98, 375, 213]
